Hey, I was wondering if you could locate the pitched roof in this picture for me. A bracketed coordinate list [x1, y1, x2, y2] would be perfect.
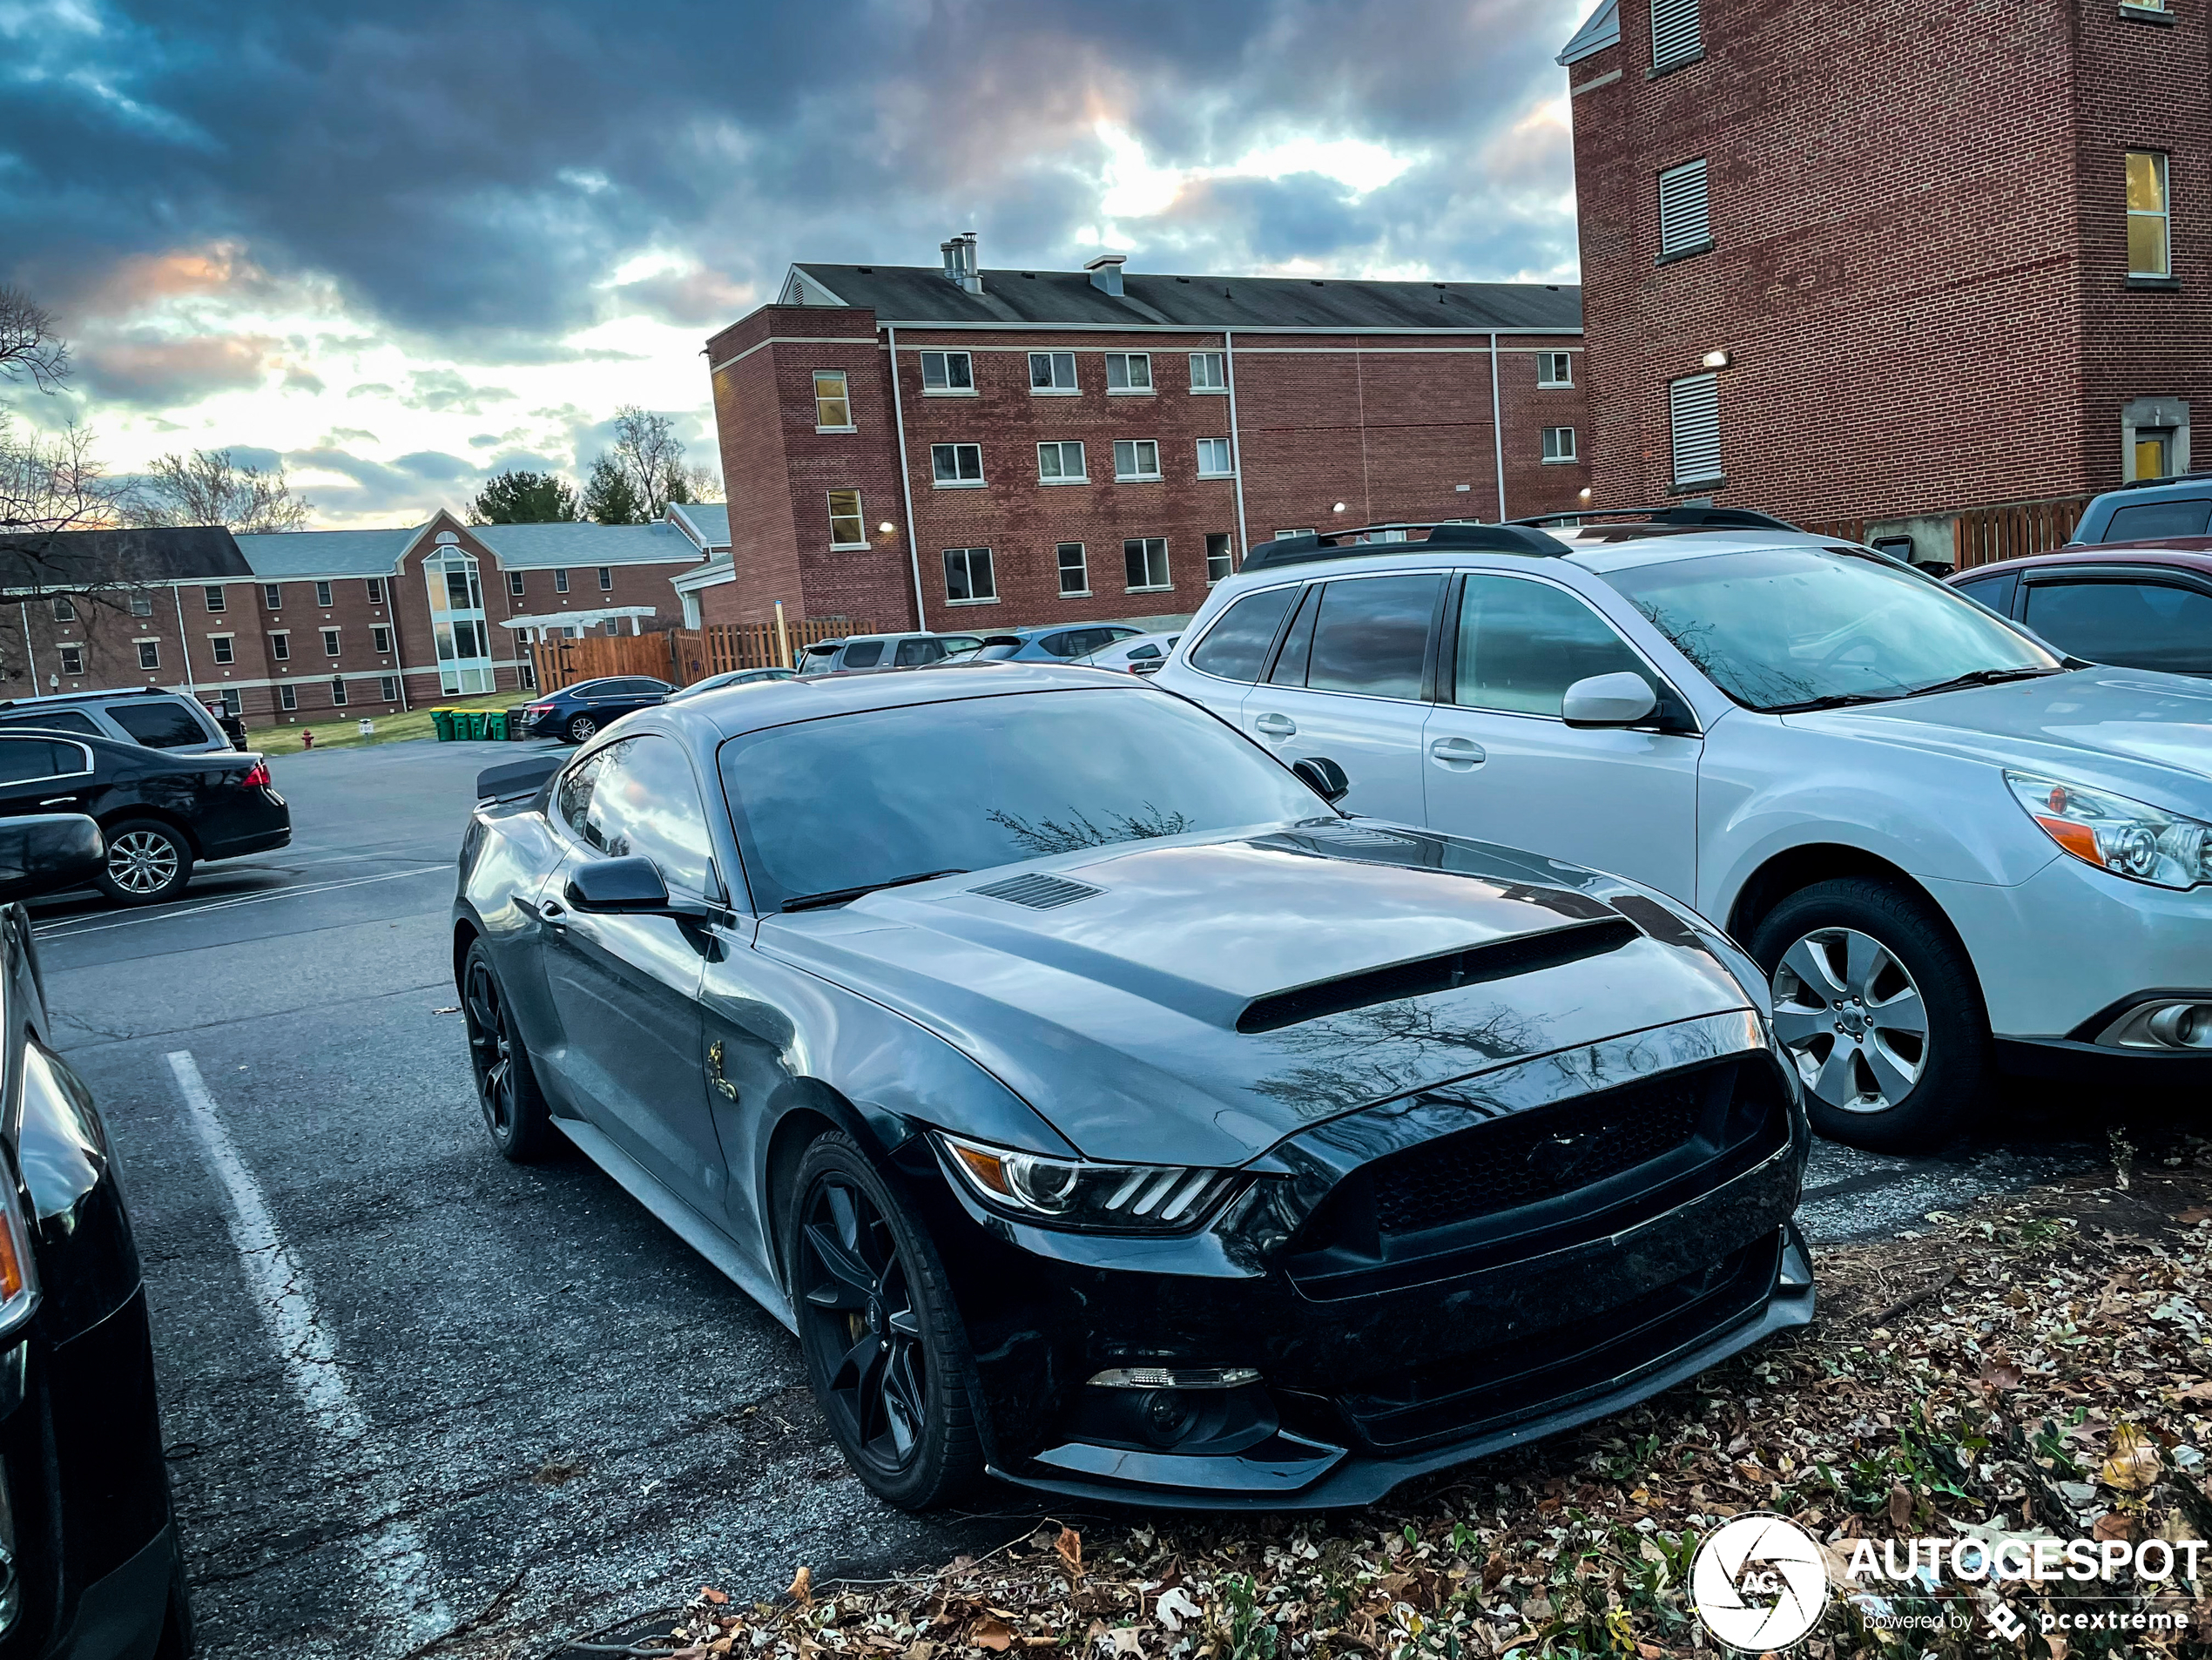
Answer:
[669, 503, 730, 550]
[789, 264, 1581, 333]
[1559, 0, 1621, 64]
[234, 528, 415, 577]
[469, 520, 709, 569]
[0, 524, 252, 590]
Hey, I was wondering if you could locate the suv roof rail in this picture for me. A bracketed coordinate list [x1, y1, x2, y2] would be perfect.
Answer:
[2111, 469, 2212, 494]
[0, 686, 171, 712]
[1240, 522, 1571, 572]
[1509, 505, 1804, 532]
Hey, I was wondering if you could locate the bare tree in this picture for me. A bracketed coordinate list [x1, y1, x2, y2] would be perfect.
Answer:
[680, 461, 723, 503]
[599, 405, 694, 520]
[0, 286, 70, 395]
[0, 414, 119, 533]
[122, 449, 311, 533]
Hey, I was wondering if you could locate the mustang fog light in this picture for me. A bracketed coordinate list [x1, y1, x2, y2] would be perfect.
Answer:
[935, 1134, 1242, 1232]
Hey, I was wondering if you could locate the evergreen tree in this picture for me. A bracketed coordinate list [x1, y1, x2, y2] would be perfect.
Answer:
[582, 454, 644, 524]
[470, 469, 581, 524]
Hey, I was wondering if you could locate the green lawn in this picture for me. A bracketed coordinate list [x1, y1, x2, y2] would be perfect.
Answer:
[249, 691, 533, 756]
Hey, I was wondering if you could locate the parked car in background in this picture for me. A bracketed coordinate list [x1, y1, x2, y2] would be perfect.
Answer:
[1076, 631, 1180, 675]
[0, 730, 289, 904]
[521, 677, 673, 744]
[453, 668, 1811, 1511]
[1950, 543, 2212, 678]
[0, 687, 233, 754]
[0, 814, 193, 1651]
[2069, 473, 2212, 544]
[1155, 515, 2212, 1152]
[666, 667, 800, 701]
[798, 633, 984, 675]
[943, 624, 1147, 665]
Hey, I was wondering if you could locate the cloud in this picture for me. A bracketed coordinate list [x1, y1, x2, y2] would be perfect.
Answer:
[403, 368, 515, 415]
[73, 332, 283, 407]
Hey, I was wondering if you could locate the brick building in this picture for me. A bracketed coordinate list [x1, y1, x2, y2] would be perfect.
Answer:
[1560, 0, 2208, 562]
[695, 240, 1592, 631]
[0, 505, 723, 728]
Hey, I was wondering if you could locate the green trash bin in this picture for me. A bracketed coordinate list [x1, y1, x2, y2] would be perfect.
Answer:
[463, 711, 488, 740]
[430, 710, 455, 741]
[485, 711, 508, 741]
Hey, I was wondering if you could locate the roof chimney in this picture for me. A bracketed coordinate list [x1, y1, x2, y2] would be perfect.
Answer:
[940, 232, 982, 294]
[1084, 252, 1127, 297]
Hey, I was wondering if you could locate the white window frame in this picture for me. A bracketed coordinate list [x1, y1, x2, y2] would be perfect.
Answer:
[379, 675, 400, 702]
[554, 569, 570, 594]
[1104, 352, 1153, 394]
[1036, 441, 1088, 484]
[1205, 532, 1234, 585]
[2128, 152, 2172, 279]
[1273, 529, 1316, 540]
[508, 570, 525, 597]
[50, 596, 74, 622]
[270, 631, 290, 662]
[128, 592, 153, 617]
[320, 627, 341, 658]
[1056, 542, 1089, 597]
[372, 625, 393, 654]
[1123, 536, 1171, 592]
[1541, 427, 1579, 463]
[219, 688, 241, 717]
[597, 566, 613, 591]
[943, 546, 997, 604]
[1028, 351, 1078, 395]
[136, 639, 159, 670]
[279, 683, 297, 712]
[1657, 159, 1712, 260]
[204, 584, 226, 613]
[1189, 351, 1228, 394]
[931, 442, 986, 488]
[57, 644, 83, 676]
[314, 580, 333, 608]
[366, 577, 385, 605]
[1195, 438, 1235, 478]
[209, 632, 236, 665]
[329, 677, 348, 707]
[1536, 351, 1574, 388]
[263, 583, 282, 610]
[919, 350, 976, 395]
[827, 489, 868, 549]
[813, 369, 854, 432]
[1113, 439, 1162, 482]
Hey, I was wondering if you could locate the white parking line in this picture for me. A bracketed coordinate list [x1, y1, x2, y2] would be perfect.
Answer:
[165, 1051, 455, 1643]
[34, 866, 448, 940]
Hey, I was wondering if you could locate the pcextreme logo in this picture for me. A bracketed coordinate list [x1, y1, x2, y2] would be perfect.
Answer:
[1689, 1513, 1831, 1652]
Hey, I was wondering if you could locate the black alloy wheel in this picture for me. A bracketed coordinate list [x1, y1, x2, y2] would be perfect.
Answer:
[564, 712, 597, 744]
[94, 816, 192, 905]
[786, 1133, 981, 1508]
[462, 941, 556, 1161]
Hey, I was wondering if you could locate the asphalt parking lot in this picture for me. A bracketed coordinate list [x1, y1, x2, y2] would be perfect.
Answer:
[30, 738, 2124, 1656]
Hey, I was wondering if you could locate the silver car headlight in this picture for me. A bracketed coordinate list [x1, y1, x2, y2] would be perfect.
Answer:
[2006, 772, 2212, 890]
[934, 1133, 1241, 1232]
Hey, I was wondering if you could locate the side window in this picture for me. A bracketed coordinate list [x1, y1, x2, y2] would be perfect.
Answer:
[107, 700, 212, 748]
[1453, 576, 1652, 716]
[2021, 579, 2212, 674]
[840, 640, 885, 669]
[1303, 576, 1443, 701]
[2104, 500, 2212, 541]
[1952, 572, 2017, 617]
[894, 638, 944, 666]
[574, 736, 716, 895]
[1187, 584, 1299, 682]
[0, 740, 81, 785]
[0, 710, 99, 735]
[557, 752, 604, 839]
[1269, 585, 1319, 685]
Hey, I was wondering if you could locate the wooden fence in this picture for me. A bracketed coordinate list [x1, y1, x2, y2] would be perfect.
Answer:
[527, 618, 874, 693]
[1951, 494, 2094, 570]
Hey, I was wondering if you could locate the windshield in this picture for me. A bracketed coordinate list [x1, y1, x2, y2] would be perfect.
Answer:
[719, 688, 1329, 911]
[1601, 547, 2062, 712]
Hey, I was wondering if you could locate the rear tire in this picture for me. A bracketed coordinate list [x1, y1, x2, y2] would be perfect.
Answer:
[564, 713, 597, 745]
[1747, 877, 1990, 1153]
[95, 817, 192, 906]
[461, 940, 558, 1162]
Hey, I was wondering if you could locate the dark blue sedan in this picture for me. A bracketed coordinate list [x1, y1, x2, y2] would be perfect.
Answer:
[520, 676, 673, 744]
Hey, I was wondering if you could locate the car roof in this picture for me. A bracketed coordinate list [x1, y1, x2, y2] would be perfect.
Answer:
[1214, 527, 1853, 584]
[0, 685, 195, 710]
[1983, 539, 2212, 575]
[669, 661, 1150, 741]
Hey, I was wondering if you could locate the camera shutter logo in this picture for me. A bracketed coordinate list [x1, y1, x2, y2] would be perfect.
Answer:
[1689, 1513, 1829, 1651]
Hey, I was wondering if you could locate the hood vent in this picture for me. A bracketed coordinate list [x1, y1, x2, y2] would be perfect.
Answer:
[1236, 917, 1642, 1035]
[971, 873, 1105, 910]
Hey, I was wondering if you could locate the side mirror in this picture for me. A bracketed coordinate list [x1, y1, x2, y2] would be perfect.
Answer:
[566, 855, 712, 918]
[1291, 756, 1352, 805]
[0, 814, 104, 904]
[1561, 671, 1658, 728]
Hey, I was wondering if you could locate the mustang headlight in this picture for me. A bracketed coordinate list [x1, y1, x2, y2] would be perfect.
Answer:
[2006, 772, 2212, 890]
[934, 1133, 1241, 1232]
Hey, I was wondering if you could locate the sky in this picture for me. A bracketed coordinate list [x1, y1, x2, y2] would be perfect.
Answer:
[1, 0, 1591, 529]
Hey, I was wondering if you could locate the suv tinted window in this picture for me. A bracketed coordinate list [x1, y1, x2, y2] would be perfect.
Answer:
[0, 710, 100, 735]
[1952, 571, 2017, 617]
[0, 739, 85, 785]
[2021, 578, 2212, 675]
[1454, 576, 1651, 716]
[107, 699, 212, 748]
[559, 735, 715, 894]
[1188, 584, 1298, 682]
[1304, 576, 1441, 700]
[894, 638, 945, 667]
[2104, 500, 2212, 542]
[840, 641, 885, 669]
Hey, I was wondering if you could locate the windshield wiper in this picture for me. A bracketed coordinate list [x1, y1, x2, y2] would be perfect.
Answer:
[1901, 666, 2064, 699]
[1765, 690, 1907, 713]
[779, 868, 969, 912]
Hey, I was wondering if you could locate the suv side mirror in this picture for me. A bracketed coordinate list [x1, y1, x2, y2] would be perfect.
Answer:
[566, 855, 714, 918]
[1291, 756, 1352, 805]
[0, 814, 104, 904]
[1561, 671, 1658, 729]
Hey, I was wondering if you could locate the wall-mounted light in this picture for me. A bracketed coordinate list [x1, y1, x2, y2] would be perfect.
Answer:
[1332, 502, 1347, 514]
[1701, 349, 1733, 370]
[1578, 487, 1593, 502]
[878, 521, 895, 535]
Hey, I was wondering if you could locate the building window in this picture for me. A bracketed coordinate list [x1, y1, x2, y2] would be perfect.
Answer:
[1536, 351, 1574, 387]
[1206, 533, 1234, 584]
[219, 688, 241, 716]
[1541, 427, 1579, 462]
[1056, 542, 1089, 597]
[597, 566, 613, 591]
[204, 584, 226, 612]
[827, 489, 867, 548]
[372, 625, 392, 653]
[1651, 0, 1702, 71]
[813, 369, 853, 430]
[50, 596, 73, 622]
[1196, 438, 1234, 477]
[944, 546, 996, 603]
[379, 675, 400, 702]
[271, 632, 290, 661]
[508, 570, 524, 597]
[263, 583, 281, 610]
[1104, 352, 1152, 392]
[554, 569, 570, 593]
[366, 577, 385, 605]
[129, 591, 152, 617]
[1189, 351, 1228, 393]
[1658, 159, 1711, 260]
[2128, 152, 2172, 279]
[314, 580, 333, 608]
[57, 644, 82, 676]
[1123, 538, 1170, 591]
[919, 350, 974, 393]
[329, 678, 348, 706]
[1037, 441, 1088, 483]
[1669, 373, 1723, 486]
[321, 627, 341, 657]
[931, 442, 985, 486]
[211, 635, 235, 665]
[1114, 439, 1162, 481]
[137, 640, 159, 670]
[2135, 427, 2177, 481]
[1028, 351, 1077, 393]
[280, 684, 297, 712]
[1274, 528, 1316, 540]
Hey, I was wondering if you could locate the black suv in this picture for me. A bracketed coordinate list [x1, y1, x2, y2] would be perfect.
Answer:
[0, 733, 289, 905]
[0, 690, 234, 755]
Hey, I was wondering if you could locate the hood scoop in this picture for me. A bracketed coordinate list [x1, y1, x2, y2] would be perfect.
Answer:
[971, 872, 1107, 910]
[1236, 916, 1642, 1035]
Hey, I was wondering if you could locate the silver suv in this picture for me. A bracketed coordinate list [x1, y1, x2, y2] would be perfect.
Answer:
[0, 688, 233, 752]
[799, 632, 983, 674]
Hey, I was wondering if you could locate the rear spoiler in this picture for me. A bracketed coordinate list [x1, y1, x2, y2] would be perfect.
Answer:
[477, 754, 561, 805]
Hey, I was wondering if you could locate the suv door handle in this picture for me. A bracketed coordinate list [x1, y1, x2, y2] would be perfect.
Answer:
[1429, 737, 1486, 766]
[536, 898, 568, 928]
[1252, 712, 1297, 738]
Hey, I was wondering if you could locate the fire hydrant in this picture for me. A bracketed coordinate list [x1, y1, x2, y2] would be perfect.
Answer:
[300, 729, 314, 749]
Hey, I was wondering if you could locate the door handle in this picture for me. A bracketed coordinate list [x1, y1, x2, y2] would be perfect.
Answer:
[1429, 737, 1486, 766]
[37, 797, 75, 807]
[536, 897, 569, 928]
[1252, 712, 1297, 738]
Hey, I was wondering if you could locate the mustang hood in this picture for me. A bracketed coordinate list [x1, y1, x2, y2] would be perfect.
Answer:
[758, 824, 1757, 1167]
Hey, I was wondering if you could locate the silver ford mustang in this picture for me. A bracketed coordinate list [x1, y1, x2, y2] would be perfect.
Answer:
[451, 665, 1812, 1510]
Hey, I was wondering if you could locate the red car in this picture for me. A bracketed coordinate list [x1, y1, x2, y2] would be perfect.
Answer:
[1947, 539, 2212, 679]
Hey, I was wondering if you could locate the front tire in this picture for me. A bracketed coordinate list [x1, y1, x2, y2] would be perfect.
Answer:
[564, 713, 597, 745]
[1748, 877, 1990, 1153]
[96, 817, 192, 906]
[461, 940, 557, 1162]
[784, 1132, 981, 1509]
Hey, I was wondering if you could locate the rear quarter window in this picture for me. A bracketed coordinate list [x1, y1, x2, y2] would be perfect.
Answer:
[0, 710, 101, 735]
[840, 641, 885, 669]
[1188, 584, 1299, 682]
[106, 700, 212, 748]
[2102, 499, 2212, 542]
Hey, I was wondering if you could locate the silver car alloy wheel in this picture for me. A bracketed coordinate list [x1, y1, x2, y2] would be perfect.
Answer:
[1768, 927, 1929, 1114]
[107, 829, 180, 895]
